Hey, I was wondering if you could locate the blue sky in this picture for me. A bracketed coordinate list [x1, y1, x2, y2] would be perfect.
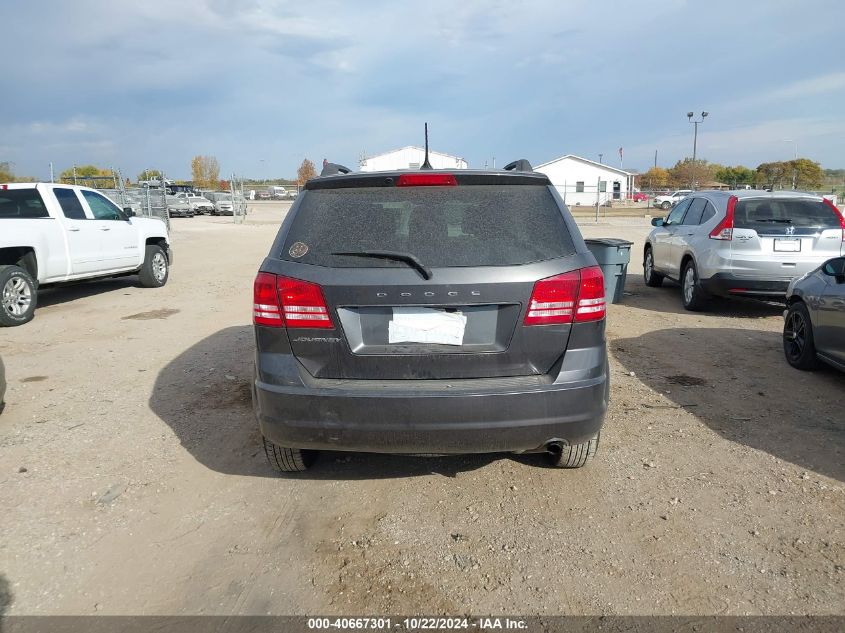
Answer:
[1, 0, 844, 180]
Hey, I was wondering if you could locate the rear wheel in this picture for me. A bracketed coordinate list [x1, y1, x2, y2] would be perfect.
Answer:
[643, 247, 664, 287]
[548, 433, 600, 468]
[0, 265, 37, 327]
[681, 260, 709, 311]
[783, 302, 819, 370]
[138, 245, 169, 288]
[263, 437, 317, 472]
[661, 201, 671, 210]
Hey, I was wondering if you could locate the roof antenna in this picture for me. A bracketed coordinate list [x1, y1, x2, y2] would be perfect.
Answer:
[420, 122, 433, 170]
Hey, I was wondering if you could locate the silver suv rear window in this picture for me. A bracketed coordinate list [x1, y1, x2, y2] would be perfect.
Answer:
[735, 198, 840, 234]
[281, 185, 574, 267]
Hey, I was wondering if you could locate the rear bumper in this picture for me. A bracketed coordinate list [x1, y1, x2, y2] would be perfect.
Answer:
[700, 273, 790, 297]
[253, 321, 609, 455]
[253, 372, 608, 454]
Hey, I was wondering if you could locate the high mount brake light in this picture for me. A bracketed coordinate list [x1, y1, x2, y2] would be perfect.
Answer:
[524, 266, 606, 326]
[253, 273, 334, 329]
[396, 174, 458, 187]
[822, 197, 845, 242]
[710, 195, 737, 240]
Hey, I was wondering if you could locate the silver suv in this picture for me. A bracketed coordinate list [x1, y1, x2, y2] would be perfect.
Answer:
[644, 191, 845, 310]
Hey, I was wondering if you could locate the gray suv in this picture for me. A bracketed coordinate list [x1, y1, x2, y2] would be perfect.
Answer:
[252, 167, 609, 471]
[644, 191, 845, 310]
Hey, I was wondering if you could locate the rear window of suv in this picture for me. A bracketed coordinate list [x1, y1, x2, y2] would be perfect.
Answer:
[735, 198, 841, 233]
[280, 185, 574, 267]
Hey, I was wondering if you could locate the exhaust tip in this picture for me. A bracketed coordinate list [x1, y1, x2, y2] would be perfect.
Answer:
[545, 441, 564, 456]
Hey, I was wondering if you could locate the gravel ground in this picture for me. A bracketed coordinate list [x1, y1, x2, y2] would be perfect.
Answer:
[0, 202, 842, 616]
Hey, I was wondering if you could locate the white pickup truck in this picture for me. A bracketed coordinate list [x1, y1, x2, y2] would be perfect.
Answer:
[0, 183, 172, 327]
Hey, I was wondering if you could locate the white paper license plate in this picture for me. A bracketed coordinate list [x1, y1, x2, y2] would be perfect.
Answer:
[774, 238, 801, 252]
[388, 307, 467, 346]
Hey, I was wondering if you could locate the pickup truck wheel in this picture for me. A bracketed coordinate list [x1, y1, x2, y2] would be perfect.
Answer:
[548, 433, 600, 468]
[138, 245, 169, 288]
[0, 265, 37, 327]
[263, 437, 317, 472]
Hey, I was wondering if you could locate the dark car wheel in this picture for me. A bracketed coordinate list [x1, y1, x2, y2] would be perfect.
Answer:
[643, 247, 664, 287]
[263, 437, 317, 472]
[548, 433, 600, 468]
[783, 302, 819, 370]
[0, 265, 37, 327]
[681, 260, 709, 311]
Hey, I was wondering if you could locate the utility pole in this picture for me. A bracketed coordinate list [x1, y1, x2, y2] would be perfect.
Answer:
[654, 150, 657, 169]
[687, 111, 709, 190]
[49, 162, 54, 183]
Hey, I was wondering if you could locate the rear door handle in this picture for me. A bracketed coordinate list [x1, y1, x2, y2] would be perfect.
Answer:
[100, 227, 111, 231]
[68, 227, 81, 232]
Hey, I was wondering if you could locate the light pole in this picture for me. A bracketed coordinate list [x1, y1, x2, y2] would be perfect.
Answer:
[687, 111, 708, 190]
[598, 153, 603, 164]
[783, 139, 797, 189]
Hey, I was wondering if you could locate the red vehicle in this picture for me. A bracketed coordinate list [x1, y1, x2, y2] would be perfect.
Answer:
[630, 192, 648, 202]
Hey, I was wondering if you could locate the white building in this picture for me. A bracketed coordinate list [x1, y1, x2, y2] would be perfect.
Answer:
[359, 146, 468, 172]
[535, 155, 633, 207]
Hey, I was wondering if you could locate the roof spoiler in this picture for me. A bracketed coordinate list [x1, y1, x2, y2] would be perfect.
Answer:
[320, 162, 352, 177]
[503, 159, 533, 172]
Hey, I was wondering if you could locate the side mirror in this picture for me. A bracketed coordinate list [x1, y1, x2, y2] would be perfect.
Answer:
[123, 207, 135, 217]
[651, 218, 665, 227]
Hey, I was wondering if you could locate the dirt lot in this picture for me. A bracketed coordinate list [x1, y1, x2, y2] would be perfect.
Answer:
[0, 202, 843, 617]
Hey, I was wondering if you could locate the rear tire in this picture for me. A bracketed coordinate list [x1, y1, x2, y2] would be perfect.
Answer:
[549, 433, 600, 468]
[643, 247, 664, 287]
[263, 437, 317, 472]
[783, 301, 820, 370]
[0, 265, 37, 327]
[681, 260, 709, 311]
[138, 245, 169, 288]
[661, 201, 671, 210]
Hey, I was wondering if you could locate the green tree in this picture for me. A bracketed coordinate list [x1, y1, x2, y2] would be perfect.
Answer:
[297, 159, 317, 186]
[755, 162, 790, 189]
[191, 155, 220, 189]
[667, 158, 717, 188]
[58, 164, 113, 186]
[137, 169, 162, 182]
[714, 165, 755, 187]
[790, 158, 823, 189]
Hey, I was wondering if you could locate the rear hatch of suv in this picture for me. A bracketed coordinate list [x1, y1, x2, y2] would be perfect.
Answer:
[255, 172, 602, 381]
[729, 196, 845, 278]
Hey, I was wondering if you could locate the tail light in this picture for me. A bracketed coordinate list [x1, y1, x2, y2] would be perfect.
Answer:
[709, 195, 737, 240]
[822, 197, 845, 242]
[396, 174, 458, 187]
[253, 273, 334, 329]
[524, 266, 606, 326]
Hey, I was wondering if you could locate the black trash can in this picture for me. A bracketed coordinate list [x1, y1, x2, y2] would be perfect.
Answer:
[584, 238, 633, 304]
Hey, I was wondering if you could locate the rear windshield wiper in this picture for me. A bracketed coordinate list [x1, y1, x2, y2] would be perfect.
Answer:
[331, 250, 433, 280]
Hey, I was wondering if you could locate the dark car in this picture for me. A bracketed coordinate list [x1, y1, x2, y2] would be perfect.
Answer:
[251, 167, 610, 472]
[783, 256, 845, 372]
